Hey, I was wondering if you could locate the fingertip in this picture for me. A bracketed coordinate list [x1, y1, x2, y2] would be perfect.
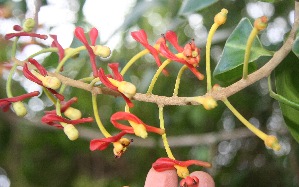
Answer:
[144, 168, 178, 187]
[190, 171, 215, 187]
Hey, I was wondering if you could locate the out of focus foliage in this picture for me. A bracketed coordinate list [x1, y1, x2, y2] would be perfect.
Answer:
[0, 0, 299, 187]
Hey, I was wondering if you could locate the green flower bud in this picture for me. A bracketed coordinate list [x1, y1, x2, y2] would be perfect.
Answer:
[23, 18, 35, 32]
[12, 101, 27, 117]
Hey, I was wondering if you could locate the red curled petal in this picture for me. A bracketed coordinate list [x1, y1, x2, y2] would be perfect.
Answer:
[185, 63, 204, 80]
[23, 63, 43, 85]
[108, 63, 123, 81]
[47, 88, 65, 101]
[74, 27, 89, 45]
[90, 131, 127, 151]
[28, 58, 48, 76]
[165, 30, 184, 53]
[50, 35, 65, 61]
[5, 32, 48, 40]
[98, 68, 118, 90]
[152, 157, 176, 172]
[60, 97, 78, 113]
[89, 27, 98, 46]
[0, 100, 11, 112]
[2, 91, 40, 103]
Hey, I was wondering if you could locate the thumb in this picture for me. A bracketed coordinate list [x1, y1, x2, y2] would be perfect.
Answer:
[144, 167, 178, 187]
[190, 171, 215, 187]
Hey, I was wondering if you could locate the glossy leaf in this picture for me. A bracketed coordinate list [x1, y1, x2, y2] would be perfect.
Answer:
[178, 0, 218, 16]
[275, 52, 299, 143]
[213, 18, 273, 84]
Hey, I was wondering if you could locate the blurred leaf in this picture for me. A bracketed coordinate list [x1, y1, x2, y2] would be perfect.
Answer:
[275, 52, 299, 143]
[178, 0, 218, 16]
[213, 18, 273, 84]
[292, 31, 299, 57]
[258, 0, 283, 2]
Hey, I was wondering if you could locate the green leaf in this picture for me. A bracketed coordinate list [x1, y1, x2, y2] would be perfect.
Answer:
[275, 52, 299, 143]
[292, 31, 299, 57]
[213, 18, 273, 85]
[178, 0, 218, 16]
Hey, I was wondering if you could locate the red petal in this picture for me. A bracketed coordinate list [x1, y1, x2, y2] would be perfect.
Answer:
[152, 157, 176, 172]
[28, 58, 48, 76]
[90, 131, 128, 151]
[23, 63, 43, 85]
[159, 42, 185, 63]
[108, 63, 123, 81]
[165, 30, 184, 52]
[178, 160, 211, 168]
[50, 35, 65, 61]
[98, 68, 118, 90]
[5, 32, 48, 40]
[89, 27, 98, 46]
[13, 25, 23, 31]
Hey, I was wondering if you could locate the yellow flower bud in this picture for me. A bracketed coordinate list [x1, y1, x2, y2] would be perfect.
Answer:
[131, 122, 148, 139]
[191, 96, 217, 110]
[118, 81, 136, 99]
[63, 124, 79, 141]
[264, 135, 281, 151]
[42, 76, 61, 90]
[23, 18, 35, 32]
[92, 45, 111, 58]
[214, 8, 228, 25]
[12, 101, 27, 117]
[64, 107, 82, 120]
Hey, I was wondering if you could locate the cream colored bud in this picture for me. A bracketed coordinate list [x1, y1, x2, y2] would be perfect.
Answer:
[12, 101, 27, 117]
[202, 96, 218, 110]
[133, 124, 148, 139]
[64, 107, 82, 120]
[93, 45, 111, 58]
[23, 18, 35, 32]
[118, 81, 136, 99]
[42, 76, 61, 90]
[63, 124, 79, 141]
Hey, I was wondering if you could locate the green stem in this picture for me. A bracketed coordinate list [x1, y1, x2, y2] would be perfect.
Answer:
[121, 49, 149, 76]
[55, 46, 86, 73]
[6, 63, 18, 98]
[173, 65, 188, 96]
[268, 76, 299, 110]
[147, 59, 172, 94]
[28, 48, 58, 59]
[243, 28, 259, 79]
[159, 105, 175, 160]
[92, 94, 111, 138]
[206, 23, 219, 92]
[222, 98, 267, 140]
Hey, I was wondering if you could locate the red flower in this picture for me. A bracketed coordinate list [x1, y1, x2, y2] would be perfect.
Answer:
[90, 130, 133, 158]
[98, 63, 134, 107]
[159, 42, 204, 80]
[110, 112, 164, 138]
[74, 27, 98, 77]
[45, 97, 78, 114]
[131, 30, 168, 75]
[50, 35, 65, 61]
[164, 30, 184, 53]
[0, 91, 39, 112]
[152, 157, 211, 172]
[5, 23, 48, 40]
[179, 175, 199, 187]
[23, 58, 64, 101]
[41, 113, 93, 128]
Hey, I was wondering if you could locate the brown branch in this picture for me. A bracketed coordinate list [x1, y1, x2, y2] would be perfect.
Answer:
[20, 1, 299, 106]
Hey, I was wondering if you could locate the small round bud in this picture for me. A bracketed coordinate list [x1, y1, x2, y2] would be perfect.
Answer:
[119, 138, 131, 147]
[23, 18, 35, 32]
[264, 135, 281, 151]
[118, 81, 136, 99]
[254, 16, 268, 31]
[42, 76, 61, 90]
[214, 8, 228, 25]
[64, 107, 82, 120]
[63, 124, 79, 141]
[202, 96, 217, 110]
[12, 101, 27, 117]
[93, 45, 111, 58]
